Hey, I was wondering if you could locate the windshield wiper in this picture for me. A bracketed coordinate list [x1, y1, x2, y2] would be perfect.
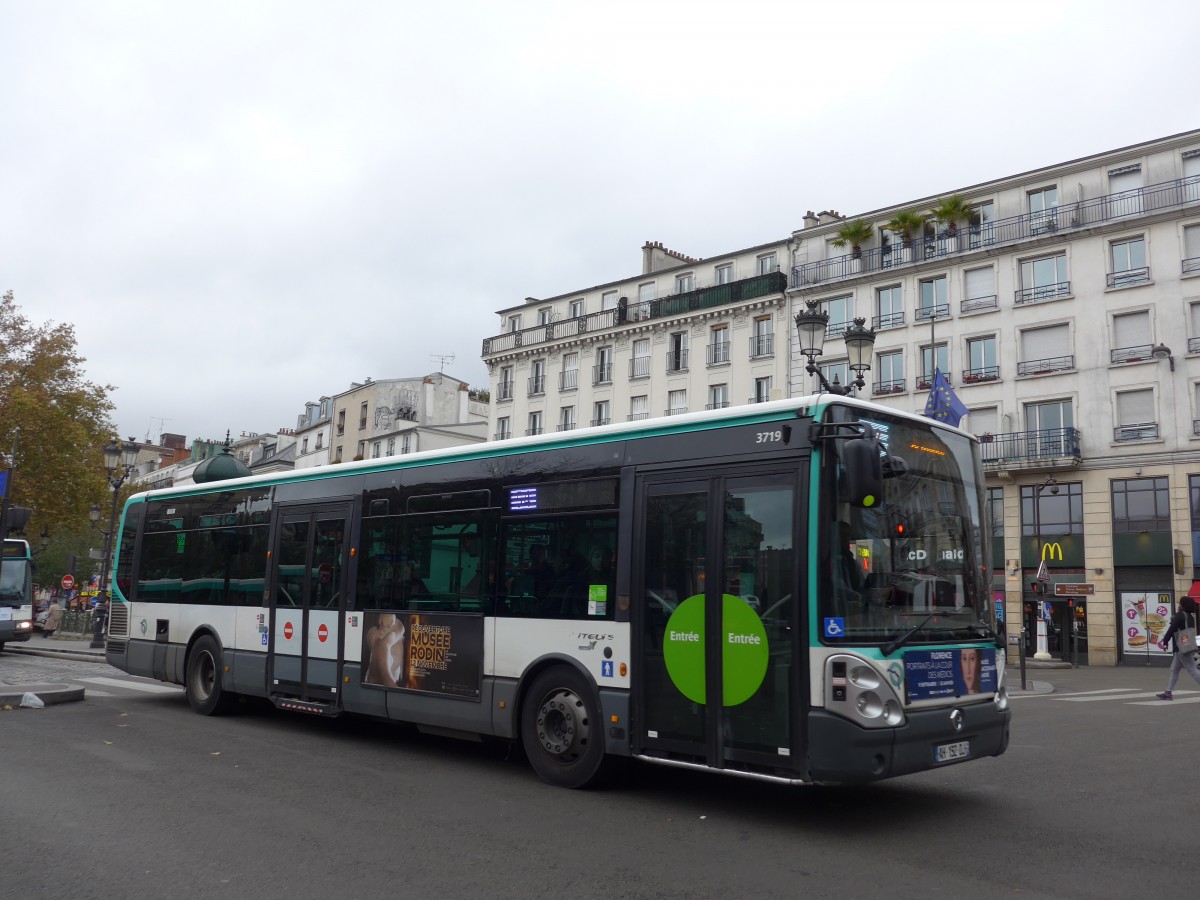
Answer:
[881, 613, 936, 657]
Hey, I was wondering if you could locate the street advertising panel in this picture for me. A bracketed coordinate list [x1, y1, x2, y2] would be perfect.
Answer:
[361, 610, 483, 699]
[905, 648, 998, 702]
[1120, 592, 1171, 657]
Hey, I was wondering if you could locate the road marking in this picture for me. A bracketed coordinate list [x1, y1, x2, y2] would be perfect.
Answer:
[74, 687, 114, 696]
[1059, 691, 1170, 702]
[1129, 697, 1200, 706]
[78, 676, 183, 694]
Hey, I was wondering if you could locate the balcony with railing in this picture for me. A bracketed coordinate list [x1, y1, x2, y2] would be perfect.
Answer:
[979, 427, 1082, 470]
[1114, 422, 1159, 442]
[629, 356, 651, 379]
[707, 341, 731, 366]
[961, 294, 998, 314]
[628, 412, 651, 421]
[528, 375, 545, 396]
[915, 373, 951, 391]
[666, 349, 688, 373]
[960, 366, 999, 385]
[557, 423, 575, 432]
[915, 303, 950, 323]
[1017, 355, 1074, 376]
[559, 369, 578, 391]
[873, 378, 906, 396]
[482, 270, 787, 356]
[1111, 344, 1154, 365]
[526, 426, 543, 436]
[749, 333, 774, 358]
[873, 311, 905, 330]
[791, 173, 1200, 289]
[1107, 267, 1151, 288]
[1185, 256, 1200, 275]
[590, 417, 611, 427]
[593, 363, 613, 385]
[497, 380, 514, 401]
[1015, 281, 1070, 304]
[706, 401, 731, 410]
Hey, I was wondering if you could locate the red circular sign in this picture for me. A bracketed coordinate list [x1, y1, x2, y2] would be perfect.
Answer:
[318, 624, 329, 643]
[283, 621, 294, 640]
[61, 575, 75, 590]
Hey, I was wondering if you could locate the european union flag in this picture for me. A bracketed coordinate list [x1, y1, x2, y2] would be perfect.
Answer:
[923, 368, 969, 427]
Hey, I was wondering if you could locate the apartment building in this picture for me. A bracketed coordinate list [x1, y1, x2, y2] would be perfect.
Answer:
[789, 128, 1200, 667]
[481, 240, 793, 440]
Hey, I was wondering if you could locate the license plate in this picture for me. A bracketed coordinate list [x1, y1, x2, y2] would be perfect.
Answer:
[935, 740, 970, 764]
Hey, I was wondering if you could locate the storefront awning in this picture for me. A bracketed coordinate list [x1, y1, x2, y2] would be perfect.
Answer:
[1186, 580, 1200, 599]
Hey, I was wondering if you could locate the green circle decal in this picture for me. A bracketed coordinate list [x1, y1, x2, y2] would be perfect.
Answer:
[662, 594, 769, 706]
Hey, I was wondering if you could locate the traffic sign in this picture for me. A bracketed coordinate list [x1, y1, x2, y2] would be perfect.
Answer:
[1035, 560, 1050, 582]
[1054, 583, 1095, 596]
[61, 574, 75, 590]
[318, 623, 329, 643]
[283, 621, 294, 640]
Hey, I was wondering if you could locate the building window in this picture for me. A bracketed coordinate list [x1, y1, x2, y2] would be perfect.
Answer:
[675, 273, 694, 293]
[818, 361, 851, 393]
[1111, 311, 1152, 363]
[356, 441, 366, 458]
[334, 445, 342, 463]
[1108, 165, 1144, 216]
[498, 365, 514, 401]
[715, 263, 733, 284]
[527, 411, 543, 436]
[822, 295, 854, 337]
[538, 307, 553, 326]
[592, 401, 610, 427]
[1185, 224, 1200, 275]
[495, 417, 510, 441]
[965, 336, 998, 382]
[638, 282, 656, 303]
[1115, 388, 1157, 441]
[1024, 399, 1074, 456]
[986, 486, 1004, 538]
[875, 350, 904, 394]
[707, 324, 730, 366]
[1112, 477, 1170, 532]
[402, 433, 413, 454]
[918, 275, 948, 321]
[360, 402, 368, 430]
[707, 384, 729, 410]
[507, 314, 522, 333]
[1028, 186, 1058, 228]
[667, 332, 688, 373]
[630, 339, 651, 378]
[560, 353, 579, 391]
[1020, 480, 1082, 540]
[569, 299, 584, 318]
[1018, 253, 1069, 303]
[559, 406, 575, 432]
[594, 347, 613, 384]
[918, 344, 948, 389]
[963, 266, 997, 313]
[756, 253, 777, 275]
[876, 285, 904, 329]
[667, 390, 687, 416]
[968, 200, 995, 249]
[301, 438, 309, 454]
[336, 409, 346, 436]
[602, 291, 618, 311]
[529, 359, 546, 396]
[371, 441, 381, 459]
[751, 316, 773, 357]
[753, 376, 773, 404]
[315, 434, 323, 450]
[629, 395, 649, 420]
[1109, 236, 1149, 287]
[386, 437, 395, 456]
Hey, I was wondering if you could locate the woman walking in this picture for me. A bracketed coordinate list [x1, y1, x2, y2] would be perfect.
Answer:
[1156, 595, 1200, 700]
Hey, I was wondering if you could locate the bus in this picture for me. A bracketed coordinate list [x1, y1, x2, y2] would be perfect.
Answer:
[0, 539, 36, 651]
[104, 396, 1010, 788]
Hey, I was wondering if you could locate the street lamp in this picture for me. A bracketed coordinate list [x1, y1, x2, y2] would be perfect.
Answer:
[91, 437, 139, 649]
[794, 300, 877, 395]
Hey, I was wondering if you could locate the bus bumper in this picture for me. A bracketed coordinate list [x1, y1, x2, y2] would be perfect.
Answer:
[0, 620, 34, 644]
[807, 702, 1010, 784]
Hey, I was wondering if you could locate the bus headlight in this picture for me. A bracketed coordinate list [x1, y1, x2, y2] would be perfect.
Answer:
[16, 621, 32, 631]
[825, 654, 906, 729]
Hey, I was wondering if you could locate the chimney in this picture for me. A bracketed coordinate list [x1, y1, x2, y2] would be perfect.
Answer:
[818, 210, 843, 225]
[802, 210, 819, 229]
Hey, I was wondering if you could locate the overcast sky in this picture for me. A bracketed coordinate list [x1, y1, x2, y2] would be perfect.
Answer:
[3, 1, 1196, 446]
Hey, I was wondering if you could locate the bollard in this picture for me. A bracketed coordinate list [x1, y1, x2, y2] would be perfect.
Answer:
[1019, 626, 1028, 691]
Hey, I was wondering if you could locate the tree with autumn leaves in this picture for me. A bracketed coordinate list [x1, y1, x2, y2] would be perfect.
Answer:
[1, 289, 119, 581]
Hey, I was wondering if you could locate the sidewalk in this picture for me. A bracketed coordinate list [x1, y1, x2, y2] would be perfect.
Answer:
[0, 636, 106, 707]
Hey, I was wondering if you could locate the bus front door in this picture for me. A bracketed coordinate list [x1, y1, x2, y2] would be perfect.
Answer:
[268, 503, 353, 710]
[635, 472, 799, 776]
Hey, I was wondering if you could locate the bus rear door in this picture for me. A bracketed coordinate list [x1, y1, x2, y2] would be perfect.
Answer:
[268, 502, 354, 712]
[634, 470, 802, 777]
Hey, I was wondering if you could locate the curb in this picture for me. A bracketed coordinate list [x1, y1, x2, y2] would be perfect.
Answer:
[3, 643, 108, 664]
[0, 683, 86, 708]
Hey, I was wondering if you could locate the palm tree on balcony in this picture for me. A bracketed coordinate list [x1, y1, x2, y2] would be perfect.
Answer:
[930, 194, 974, 239]
[883, 209, 926, 249]
[830, 219, 875, 259]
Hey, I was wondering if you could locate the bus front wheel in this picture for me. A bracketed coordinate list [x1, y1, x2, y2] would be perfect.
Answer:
[521, 667, 608, 789]
[185, 635, 237, 715]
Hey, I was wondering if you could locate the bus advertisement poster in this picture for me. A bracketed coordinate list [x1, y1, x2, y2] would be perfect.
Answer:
[362, 610, 483, 699]
[904, 648, 997, 702]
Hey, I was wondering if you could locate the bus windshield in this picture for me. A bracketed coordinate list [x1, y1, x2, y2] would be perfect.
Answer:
[820, 411, 993, 647]
[1, 558, 32, 606]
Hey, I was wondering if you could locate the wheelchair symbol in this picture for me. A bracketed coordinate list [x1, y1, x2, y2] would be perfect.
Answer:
[824, 617, 845, 638]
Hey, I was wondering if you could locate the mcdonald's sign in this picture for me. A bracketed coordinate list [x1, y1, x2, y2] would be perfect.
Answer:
[1041, 542, 1064, 562]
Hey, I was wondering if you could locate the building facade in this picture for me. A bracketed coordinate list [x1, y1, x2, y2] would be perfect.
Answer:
[789, 128, 1200, 667]
[481, 128, 1200, 667]
[481, 240, 793, 440]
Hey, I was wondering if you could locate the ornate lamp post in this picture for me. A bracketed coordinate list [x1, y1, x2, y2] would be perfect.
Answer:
[91, 437, 139, 649]
[794, 299, 877, 395]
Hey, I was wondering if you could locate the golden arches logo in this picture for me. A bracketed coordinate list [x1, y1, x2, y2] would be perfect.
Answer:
[1041, 542, 1064, 561]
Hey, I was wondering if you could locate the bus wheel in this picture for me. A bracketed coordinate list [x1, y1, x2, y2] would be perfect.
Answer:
[521, 667, 608, 789]
[185, 635, 236, 716]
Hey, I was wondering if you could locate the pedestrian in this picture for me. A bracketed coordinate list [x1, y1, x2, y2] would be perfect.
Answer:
[43, 598, 63, 639]
[1156, 595, 1200, 700]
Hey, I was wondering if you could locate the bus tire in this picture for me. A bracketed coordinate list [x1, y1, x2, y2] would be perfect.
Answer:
[521, 666, 608, 789]
[185, 635, 237, 716]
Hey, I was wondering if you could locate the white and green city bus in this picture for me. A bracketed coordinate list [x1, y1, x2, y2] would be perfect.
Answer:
[105, 396, 1009, 788]
[0, 539, 36, 652]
